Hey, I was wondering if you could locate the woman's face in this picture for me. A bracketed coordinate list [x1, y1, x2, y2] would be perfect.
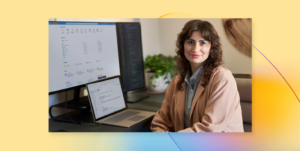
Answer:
[184, 31, 211, 67]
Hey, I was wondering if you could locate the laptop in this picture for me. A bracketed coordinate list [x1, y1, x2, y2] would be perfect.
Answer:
[86, 76, 156, 127]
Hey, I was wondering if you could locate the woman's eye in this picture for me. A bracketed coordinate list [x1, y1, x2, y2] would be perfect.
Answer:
[200, 41, 206, 45]
[187, 41, 194, 45]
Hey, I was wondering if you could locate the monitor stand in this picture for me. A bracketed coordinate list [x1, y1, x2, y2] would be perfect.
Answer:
[124, 91, 150, 103]
[49, 87, 90, 124]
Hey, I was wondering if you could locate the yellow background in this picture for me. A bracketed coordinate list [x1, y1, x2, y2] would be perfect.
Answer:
[1, 0, 300, 150]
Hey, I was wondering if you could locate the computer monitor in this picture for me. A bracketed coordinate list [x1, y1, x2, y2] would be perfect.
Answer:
[49, 21, 120, 97]
[116, 23, 149, 102]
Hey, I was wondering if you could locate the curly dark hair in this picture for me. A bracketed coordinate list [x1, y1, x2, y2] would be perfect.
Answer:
[175, 20, 223, 91]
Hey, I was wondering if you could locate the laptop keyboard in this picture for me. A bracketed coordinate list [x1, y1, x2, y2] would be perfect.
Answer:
[103, 111, 139, 123]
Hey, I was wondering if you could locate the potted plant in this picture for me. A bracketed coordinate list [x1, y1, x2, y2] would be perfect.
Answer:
[144, 54, 177, 93]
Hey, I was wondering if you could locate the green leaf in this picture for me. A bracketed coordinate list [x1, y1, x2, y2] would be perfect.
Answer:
[144, 54, 177, 79]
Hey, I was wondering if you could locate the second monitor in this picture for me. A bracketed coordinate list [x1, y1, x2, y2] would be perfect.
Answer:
[117, 23, 149, 103]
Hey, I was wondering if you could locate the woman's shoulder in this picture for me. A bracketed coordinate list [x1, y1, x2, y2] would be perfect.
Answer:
[168, 75, 181, 87]
[172, 74, 181, 83]
[210, 66, 235, 83]
[166, 74, 183, 91]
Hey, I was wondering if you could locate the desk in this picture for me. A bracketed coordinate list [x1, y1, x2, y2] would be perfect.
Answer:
[49, 91, 165, 132]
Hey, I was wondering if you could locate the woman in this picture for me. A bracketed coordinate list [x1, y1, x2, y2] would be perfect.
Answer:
[151, 20, 244, 132]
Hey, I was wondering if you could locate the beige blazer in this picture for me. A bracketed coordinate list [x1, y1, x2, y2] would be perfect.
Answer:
[151, 66, 244, 132]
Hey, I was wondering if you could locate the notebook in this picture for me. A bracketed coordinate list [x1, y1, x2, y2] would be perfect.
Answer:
[86, 76, 155, 128]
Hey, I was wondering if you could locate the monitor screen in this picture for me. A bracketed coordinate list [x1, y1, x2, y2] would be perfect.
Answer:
[117, 23, 145, 92]
[87, 77, 126, 119]
[49, 22, 120, 93]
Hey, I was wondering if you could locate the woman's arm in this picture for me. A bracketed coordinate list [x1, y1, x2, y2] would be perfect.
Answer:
[150, 77, 177, 132]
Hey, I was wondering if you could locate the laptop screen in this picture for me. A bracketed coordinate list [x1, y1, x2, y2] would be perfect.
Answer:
[87, 77, 126, 119]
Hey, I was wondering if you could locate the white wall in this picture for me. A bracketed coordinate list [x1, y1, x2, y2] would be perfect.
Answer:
[140, 19, 161, 59]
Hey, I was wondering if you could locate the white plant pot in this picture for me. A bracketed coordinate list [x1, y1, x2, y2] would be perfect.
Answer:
[145, 72, 171, 92]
